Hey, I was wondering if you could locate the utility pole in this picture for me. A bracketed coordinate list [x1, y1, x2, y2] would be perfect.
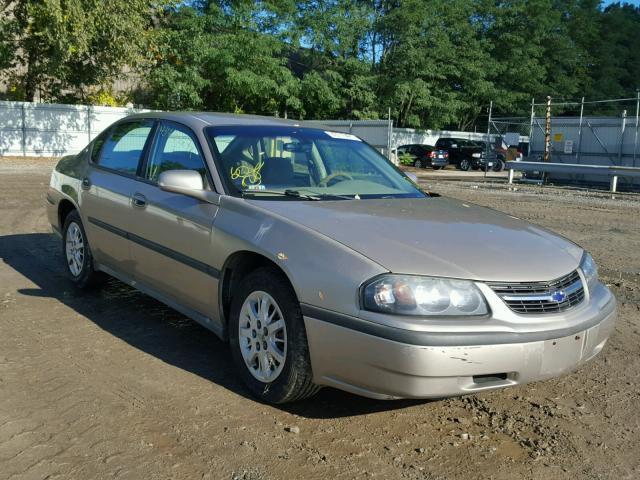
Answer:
[543, 96, 552, 163]
[634, 89, 639, 167]
[618, 109, 627, 165]
[576, 96, 584, 164]
[387, 107, 393, 163]
[485, 101, 492, 178]
[528, 98, 535, 158]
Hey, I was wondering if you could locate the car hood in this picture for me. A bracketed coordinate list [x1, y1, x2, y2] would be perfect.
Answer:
[249, 196, 583, 282]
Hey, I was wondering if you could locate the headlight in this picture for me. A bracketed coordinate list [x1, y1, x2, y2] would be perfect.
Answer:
[362, 275, 489, 316]
[580, 252, 598, 290]
[472, 152, 481, 158]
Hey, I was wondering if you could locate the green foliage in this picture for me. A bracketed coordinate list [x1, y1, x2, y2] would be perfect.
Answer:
[0, 0, 167, 102]
[398, 153, 416, 166]
[587, 3, 640, 100]
[1, 0, 638, 129]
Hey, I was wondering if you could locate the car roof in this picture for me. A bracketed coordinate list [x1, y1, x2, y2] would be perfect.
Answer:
[123, 111, 302, 130]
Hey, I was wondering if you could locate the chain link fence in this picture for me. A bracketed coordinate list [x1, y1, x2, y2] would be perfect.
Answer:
[490, 95, 640, 189]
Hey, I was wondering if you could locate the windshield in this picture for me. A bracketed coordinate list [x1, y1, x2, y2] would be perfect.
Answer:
[206, 125, 426, 200]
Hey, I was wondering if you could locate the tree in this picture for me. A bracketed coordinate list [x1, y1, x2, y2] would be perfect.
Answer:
[0, 0, 163, 103]
[376, 0, 496, 129]
[587, 3, 640, 100]
[142, 2, 302, 116]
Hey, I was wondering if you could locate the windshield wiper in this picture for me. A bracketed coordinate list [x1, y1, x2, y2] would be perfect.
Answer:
[289, 189, 356, 200]
[241, 189, 321, 200]
[242, 189, 358, 201]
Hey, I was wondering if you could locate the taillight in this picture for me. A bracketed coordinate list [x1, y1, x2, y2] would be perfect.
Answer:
[429, 151, 436, 158]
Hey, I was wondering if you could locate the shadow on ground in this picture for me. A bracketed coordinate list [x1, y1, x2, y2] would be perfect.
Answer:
[0, 232, 430, 418]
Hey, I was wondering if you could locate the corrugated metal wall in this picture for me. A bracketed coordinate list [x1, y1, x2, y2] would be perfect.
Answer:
[529, 115, 640, 188]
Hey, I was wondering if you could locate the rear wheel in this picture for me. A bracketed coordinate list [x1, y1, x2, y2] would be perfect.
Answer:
[493, 159, 504, 172]
[229, 267, 320, 404]
[459, 159, 471, 171]
[62, 210, 105, 289]
[413, 159, 423, 169]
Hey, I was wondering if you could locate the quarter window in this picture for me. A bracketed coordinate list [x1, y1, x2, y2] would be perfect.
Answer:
[90, 131, 109, 163]
[144, 122, 208, 185]
[97, 120, 154, 174]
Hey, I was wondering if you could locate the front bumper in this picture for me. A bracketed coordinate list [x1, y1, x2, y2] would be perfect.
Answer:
[303, 284, 616, 400]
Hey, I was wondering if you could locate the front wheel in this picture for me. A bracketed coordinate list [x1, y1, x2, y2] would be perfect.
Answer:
[459, 159, 471, 171]
[62, 210, 105, 289]
[492, 159, 504, 172]
[413, 159, 423, 169]
[229, 267, 320, 404]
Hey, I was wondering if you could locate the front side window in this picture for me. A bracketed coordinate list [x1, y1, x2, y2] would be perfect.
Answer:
[207, 126, 426, 200]
[144, 122, 208, 185]
[97, 120, 154, 174]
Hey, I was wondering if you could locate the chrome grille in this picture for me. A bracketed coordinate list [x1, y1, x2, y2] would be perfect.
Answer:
[488, 270, 585, 314]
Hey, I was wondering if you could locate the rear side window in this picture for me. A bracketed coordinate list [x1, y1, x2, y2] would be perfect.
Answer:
[144, 122, 208, 185]
[97, 120, 154, 174]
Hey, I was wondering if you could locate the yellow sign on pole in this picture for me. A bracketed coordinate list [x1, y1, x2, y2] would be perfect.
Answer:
[553, 133, 564, 142]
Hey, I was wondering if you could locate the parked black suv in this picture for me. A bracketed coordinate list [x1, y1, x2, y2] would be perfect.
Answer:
[434, 138, 483, 171]
[396, 144, 449, 169]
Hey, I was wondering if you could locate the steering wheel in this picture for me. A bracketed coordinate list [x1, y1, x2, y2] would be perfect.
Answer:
[318, 171, 354, 187]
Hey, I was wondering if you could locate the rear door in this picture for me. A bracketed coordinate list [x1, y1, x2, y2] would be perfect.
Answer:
[128, 121, 220, 319]
[81, 119, 155, 277]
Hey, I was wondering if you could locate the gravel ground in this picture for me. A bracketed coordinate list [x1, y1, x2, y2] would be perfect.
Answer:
[1, 157, 639, 480]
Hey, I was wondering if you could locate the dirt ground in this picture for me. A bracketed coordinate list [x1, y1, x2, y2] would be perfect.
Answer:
[1, 157, 639, 480]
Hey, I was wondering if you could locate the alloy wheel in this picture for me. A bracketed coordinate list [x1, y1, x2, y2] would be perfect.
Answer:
[65, 222, 85, 277]
[238, 291, 287, 382]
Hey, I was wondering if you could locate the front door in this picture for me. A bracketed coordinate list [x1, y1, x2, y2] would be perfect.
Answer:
[80, 119, 155, 276]
[128, 121, 220, 320]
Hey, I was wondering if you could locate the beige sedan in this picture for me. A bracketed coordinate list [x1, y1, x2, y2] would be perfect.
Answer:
[46, 112, 616, 404]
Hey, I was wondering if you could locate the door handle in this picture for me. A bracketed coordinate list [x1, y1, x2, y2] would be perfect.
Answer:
[81, 177, 91, 190]
[132, 193, 147, 208]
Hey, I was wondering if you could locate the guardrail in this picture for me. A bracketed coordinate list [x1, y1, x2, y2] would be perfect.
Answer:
[505, 161, 640, 192]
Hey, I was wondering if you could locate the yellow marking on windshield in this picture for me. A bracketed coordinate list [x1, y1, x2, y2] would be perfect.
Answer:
[230, 160, 264, 187]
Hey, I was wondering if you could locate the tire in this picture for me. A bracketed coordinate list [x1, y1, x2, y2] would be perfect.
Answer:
[413, 159, 423, 169]
[471, 165, 480, 171]
[492, 159, 504, 172]
[459, 159, 471, 171]
[62, 210, 105, 289]
[229, 267, 320, 404]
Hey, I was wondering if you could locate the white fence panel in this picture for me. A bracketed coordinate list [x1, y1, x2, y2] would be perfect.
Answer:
[304, 119, 392, 155]
[0, 100, 149, 157]
[393, 128, 503, 148]
[1, 101, 397, 159]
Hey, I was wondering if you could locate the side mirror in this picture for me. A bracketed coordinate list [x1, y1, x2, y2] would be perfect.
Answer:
[158, 170, 218, 204]
[406, 172, 418, 183]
